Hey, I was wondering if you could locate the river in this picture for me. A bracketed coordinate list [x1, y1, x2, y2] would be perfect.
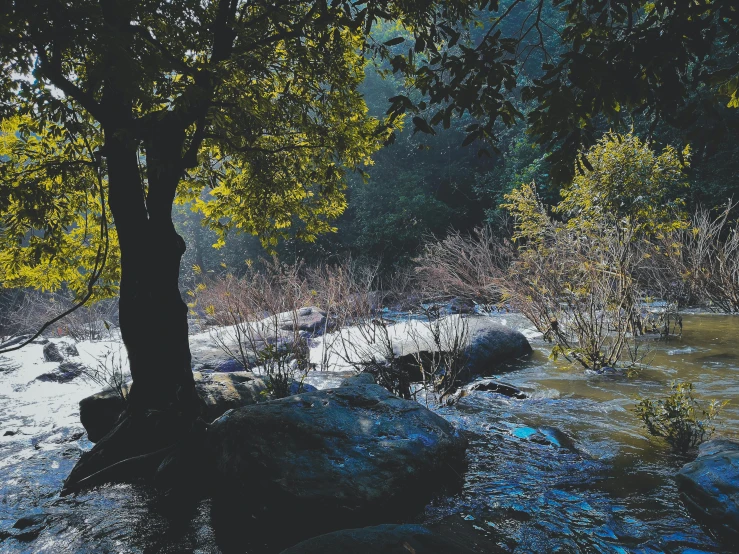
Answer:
[0, 314, 737, 552]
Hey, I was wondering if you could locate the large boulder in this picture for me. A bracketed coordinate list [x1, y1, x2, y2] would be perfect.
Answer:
[676, 439, 739, 542]
[392, 316, 531, 382]
[316, 316, 531, 380]
[464, 317, 532, 375]
[79, 371, 267, 442]
[207, 383, 467, 532]
[280, 524, 477, 554]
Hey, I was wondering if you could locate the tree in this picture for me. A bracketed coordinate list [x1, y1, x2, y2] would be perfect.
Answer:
[0, 0, 498, 490]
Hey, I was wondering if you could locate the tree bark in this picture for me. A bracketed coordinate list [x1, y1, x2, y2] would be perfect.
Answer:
[105, 119, 198, 416]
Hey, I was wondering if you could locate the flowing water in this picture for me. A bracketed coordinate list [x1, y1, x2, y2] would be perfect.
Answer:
[0, 315, 737, 553]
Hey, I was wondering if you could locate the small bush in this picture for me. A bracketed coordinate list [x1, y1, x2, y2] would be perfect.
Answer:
[635, 381, 728, 454]
[83, 345, 130, 402]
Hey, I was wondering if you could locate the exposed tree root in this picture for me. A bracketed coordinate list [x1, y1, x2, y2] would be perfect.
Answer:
[62, 406, 207, 496]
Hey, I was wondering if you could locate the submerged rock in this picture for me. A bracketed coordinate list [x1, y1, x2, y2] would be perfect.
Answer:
[677, 439, 739, 542]
[280, 524, 477, 554]
[594, 366, 625, 376]
[79, 371, 267, 442]
[9, 512, 47, 542]
[467, 379, 527, 399]
[208, 383, 467, 531]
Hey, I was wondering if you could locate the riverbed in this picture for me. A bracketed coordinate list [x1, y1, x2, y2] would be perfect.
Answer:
[0, 314, 737, 552]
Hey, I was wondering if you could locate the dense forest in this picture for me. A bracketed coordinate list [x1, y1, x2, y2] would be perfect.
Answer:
[172, 11, 739, 277]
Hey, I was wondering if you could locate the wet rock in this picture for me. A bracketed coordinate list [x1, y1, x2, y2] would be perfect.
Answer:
[449, 297, 476, 314]
[595, 366, 625, 376]
[536, 426, 577, 450]
[288, 381, 318, 395]
[393, 317, 532, 384]
[61, 342, 79, 357]
[215, 359, 245, 373]
[276, 306, 332, 335]
[340, 372, 377, 387]
[42, 342, 64, 362]
[11, 512, 47, 542]
[467, 379, 527, 399]
[508, 425, 577, 450]
[464, 317, 532, 376]
[36, 361, 86, 383]
[79, 371, 267, 442]
[676, 439, 739, 542]
[280, 524, 477, 554]
[208, 384, 467, 529]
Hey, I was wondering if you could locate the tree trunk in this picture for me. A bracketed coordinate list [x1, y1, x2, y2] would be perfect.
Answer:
[105, 121, 199, 416]
[62, 123, 203, 494]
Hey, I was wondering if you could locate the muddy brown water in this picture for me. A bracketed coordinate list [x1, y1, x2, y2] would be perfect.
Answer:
[0, 314, 737, 552]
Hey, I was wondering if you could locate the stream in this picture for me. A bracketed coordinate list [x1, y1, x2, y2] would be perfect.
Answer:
[1, 314, 737, 553]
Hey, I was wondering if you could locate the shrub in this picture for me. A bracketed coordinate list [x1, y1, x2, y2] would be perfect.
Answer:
[635, 381, 728, 454]
[683, 202, 739, 313]
[499, 132, 689, 370]
[502, 183, 648, 370]
[193, 259, 312, 398]
[414, 226, 511, 306]
[83, 345, 130, 403]
[407, 306, 471, 405]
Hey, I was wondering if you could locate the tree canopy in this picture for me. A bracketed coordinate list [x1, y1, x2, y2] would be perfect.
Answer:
[0, 0, 737, 295]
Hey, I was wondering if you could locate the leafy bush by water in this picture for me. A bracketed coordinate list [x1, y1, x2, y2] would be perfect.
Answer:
[635, 381, 728, 454]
